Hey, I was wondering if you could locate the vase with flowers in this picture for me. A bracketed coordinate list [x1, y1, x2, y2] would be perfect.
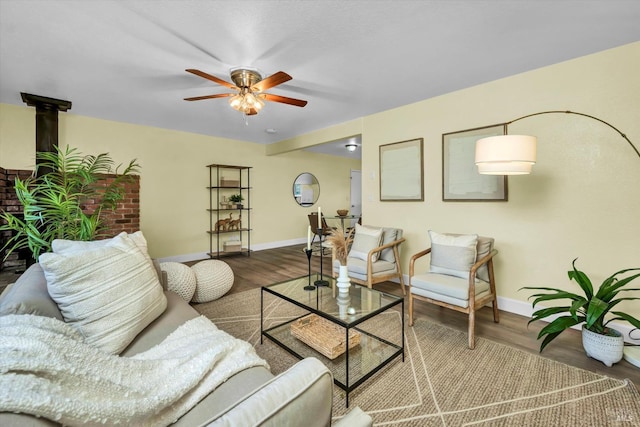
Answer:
[326, 227, 354, 293]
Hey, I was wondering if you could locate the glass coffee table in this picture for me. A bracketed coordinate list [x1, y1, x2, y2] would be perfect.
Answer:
[261, 273, 404, 407]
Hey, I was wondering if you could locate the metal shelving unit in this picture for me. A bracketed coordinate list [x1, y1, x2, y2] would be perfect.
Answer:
[207, 164, 252, 258]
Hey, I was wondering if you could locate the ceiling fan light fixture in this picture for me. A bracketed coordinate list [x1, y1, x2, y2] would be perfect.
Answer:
[229, 94, 243, 110]
[228, 91, 264, 114]
[185, 67, 307, 115]
[345, 143, 358, 152]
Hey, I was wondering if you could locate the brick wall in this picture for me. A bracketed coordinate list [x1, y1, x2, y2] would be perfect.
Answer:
[80, 174, 141, 235]
[0, 167, 140, 269]
[0, 168, 34, 268]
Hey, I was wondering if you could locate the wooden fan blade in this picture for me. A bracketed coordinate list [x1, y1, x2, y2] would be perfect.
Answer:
[251, 71, 292, 92]
[185, 69, 238, 90]
[184, 93, 234, 101]
[262, 93, 307, 107]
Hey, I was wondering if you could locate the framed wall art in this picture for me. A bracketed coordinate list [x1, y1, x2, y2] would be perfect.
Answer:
[379, 138, 424, 201]
[442, 124, 508, 201]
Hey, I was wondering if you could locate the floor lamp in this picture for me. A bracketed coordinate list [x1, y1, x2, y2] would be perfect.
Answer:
[473, 109, 640, 368]
[474, 110, 640, 175]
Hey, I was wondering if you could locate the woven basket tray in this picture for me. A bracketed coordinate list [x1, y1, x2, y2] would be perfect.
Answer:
[291, 314, 361, 359]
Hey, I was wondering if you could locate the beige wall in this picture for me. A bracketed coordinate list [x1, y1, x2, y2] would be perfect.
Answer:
[0, 104, 360, 259]
[283, 42, 640, 326]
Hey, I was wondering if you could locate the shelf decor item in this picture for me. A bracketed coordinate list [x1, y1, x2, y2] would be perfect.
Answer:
[521, 259, 640, 367]
[228, 193, 244, 209]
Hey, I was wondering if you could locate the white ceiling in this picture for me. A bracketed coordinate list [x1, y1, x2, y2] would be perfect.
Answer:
[1, 1, 639, 159]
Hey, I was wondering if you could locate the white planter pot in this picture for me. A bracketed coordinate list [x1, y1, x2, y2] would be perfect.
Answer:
[336, 265, 351, 293]
[582, 326, 624, 367]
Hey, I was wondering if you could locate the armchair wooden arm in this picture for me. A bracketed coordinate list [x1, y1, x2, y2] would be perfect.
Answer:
[365, 237, 406, 295]
[470, 249, 498, 277]
[409, 247, 432, 277]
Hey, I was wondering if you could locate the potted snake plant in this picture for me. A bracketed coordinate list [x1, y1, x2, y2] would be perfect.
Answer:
[521, 259, 640, 367]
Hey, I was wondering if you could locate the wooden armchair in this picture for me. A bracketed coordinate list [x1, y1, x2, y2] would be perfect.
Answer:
[331, 225, 406, 295]
[408, 232, 499, 349]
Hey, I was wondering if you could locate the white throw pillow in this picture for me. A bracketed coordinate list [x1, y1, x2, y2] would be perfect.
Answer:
[428, 231, 478, 279]
[39, 233, 167, 354]
[52, 231, 152, 263]
[348, 224, 384, 262]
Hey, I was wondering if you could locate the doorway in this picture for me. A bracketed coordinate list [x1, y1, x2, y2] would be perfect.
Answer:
[350, 169, 362, 227]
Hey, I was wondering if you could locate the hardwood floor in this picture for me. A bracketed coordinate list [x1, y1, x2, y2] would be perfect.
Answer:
[2, 244, 638, 385]
[216, 245, 640, 385]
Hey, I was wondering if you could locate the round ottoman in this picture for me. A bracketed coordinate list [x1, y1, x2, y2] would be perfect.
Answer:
[160, 262, 197, 302]
[190, 260, 234, 303]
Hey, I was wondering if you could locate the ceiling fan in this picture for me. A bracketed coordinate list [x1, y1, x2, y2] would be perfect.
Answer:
[184, 67, 307, 115]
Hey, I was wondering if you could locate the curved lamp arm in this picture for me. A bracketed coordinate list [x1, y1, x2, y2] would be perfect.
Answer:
[506, 110, 639, 159]
[476, 110, 639, 175]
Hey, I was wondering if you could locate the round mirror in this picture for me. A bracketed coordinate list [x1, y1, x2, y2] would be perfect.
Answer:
[293, 173, 320, 206]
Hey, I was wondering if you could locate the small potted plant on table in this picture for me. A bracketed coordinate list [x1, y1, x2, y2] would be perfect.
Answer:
[521, 259, 640, 367]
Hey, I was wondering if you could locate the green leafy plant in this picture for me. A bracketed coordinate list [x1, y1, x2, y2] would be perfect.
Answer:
[228, 193, 244, 203]
[0, 146, 140, 261]
[521, 259, 640, 352]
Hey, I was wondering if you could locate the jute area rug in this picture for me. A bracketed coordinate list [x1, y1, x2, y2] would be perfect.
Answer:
[193, 289, 640, 426]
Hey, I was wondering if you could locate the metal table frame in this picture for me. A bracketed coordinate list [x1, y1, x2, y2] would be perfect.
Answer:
[260, 275, 404, 407]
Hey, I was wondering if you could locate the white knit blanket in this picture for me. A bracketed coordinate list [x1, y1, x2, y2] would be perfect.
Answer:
[0, 314, 268, 426]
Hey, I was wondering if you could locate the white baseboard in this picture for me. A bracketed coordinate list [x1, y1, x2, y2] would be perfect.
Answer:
[157, 252, 209, 263]
[252, 238, 307, 251]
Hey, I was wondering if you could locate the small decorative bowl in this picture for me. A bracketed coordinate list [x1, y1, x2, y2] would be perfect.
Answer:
[337, 209, 349, 216]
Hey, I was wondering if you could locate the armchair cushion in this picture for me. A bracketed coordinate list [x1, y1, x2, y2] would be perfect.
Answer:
[349, 224, 384, 262]
[367, 226, 401, 263]
[410, 272, 490, 308]
[428, 231, 478, 279]
[338, 257, 397, 277]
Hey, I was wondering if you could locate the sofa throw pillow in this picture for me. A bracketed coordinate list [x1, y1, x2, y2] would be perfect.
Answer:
[52, 231, 152, 262]
[428, 231, 478, 279]
[51, 231, 162, 285]
[39, 233, 167, 354]
[348, 224, 384, 262]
